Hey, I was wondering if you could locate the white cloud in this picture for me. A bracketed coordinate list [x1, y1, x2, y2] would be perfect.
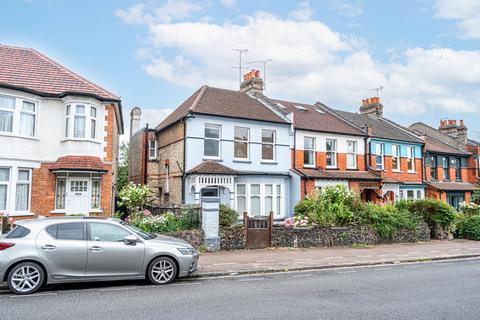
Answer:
[219, 0, 235, 8]
[330, 0, 363, 18]
[122, 107, 174, 144]
[118, 5, 480, 122]
[433, 0, 480, 39]
[289, 1, 314, 21]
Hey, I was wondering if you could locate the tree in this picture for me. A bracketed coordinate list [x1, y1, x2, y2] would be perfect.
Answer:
[117, 142, 129, 193]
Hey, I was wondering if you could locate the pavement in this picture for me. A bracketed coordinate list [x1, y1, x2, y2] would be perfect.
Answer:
[196, 239, 480, 276]
[2, 258, 480, 319]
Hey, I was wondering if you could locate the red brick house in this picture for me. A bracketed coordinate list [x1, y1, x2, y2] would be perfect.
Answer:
[0, 45, 123, 218]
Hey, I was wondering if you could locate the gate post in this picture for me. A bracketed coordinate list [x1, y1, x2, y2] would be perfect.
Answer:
[201, 197, 220, 252]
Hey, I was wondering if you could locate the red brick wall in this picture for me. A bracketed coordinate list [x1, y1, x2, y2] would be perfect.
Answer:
[293, 150, 366, 171]
[371, 155, 423, 183]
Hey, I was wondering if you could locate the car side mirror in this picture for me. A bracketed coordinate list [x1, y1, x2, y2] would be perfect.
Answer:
[123, 234, 138, 245]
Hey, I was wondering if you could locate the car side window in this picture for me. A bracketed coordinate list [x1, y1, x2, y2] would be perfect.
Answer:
[90, 223, 131, 242]
[45, 223, 85, 241]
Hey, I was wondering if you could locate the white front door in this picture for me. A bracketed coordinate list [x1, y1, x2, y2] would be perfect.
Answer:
[66, 178, 89, 215]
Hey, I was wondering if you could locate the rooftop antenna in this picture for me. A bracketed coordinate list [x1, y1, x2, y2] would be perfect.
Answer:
[246, 58, 272, 90]
[232, 48, 248, 87]
[369, 86, 383, 97]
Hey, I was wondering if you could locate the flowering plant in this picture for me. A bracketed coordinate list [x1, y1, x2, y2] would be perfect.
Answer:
[129, 212, 180, 233]
[282, 215, 312, 228]
[117, 182, 151, 214]
[459, 201, 480, 217]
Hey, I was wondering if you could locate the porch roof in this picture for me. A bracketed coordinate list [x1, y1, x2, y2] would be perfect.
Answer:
[187, 161, 237, 175]
[426, 181, 477, 191]
[295, 168, 382, 181]
[49, 156, 108, 172]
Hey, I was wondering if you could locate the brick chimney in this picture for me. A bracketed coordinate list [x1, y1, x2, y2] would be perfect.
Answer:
[130, 107, 142, 137]
[240, 69, 264, 96]
[439, 119, 467, 146]
[359, 97, 383, 118]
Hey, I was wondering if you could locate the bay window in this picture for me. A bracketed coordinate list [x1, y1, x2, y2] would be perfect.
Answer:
[0, 95, 14, 133]
[15, 169, 31, 211]
[303, 137, 315, 167]
[407, 147, 415, 172]
[375, 143, 384, 170]
[65, 105, 70, 137]
[264, 184, 273, 215]
[262, 129, 275, 161]
[204, 124, 221, 158]
[392, 144, 400, 171]
[234, 126, 249, 159]
[275, 185, 282, 217]
[91, 178, 101, 209]
[326, 139, 337, 168]
[250, 184, 261, 216]
[73, 105, 86, 138]
[0, 168, 10, 211]
[55, 177, 66, 210]
[65, 103, 98, 140]
[20, 101, 36, 137]
[236, 184, 246, 214]
[346, 141, 357, 169]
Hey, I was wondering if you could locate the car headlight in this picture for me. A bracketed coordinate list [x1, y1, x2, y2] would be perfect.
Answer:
[177, 247, 197, 255]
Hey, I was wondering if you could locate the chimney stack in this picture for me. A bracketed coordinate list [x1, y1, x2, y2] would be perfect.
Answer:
[438, 119, 468, 147]
[359, 96, 383, 118]
[130, 107, 142, 137]
[240, 69, 264, 96]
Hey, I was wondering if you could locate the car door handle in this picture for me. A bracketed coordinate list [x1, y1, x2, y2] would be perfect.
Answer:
[89, 246, 103, 252]
[41, 244, 56, 251]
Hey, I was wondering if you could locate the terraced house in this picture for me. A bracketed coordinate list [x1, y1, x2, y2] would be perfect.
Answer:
[129, 71, 292, 220]
[0, 45, 123, 218]
[410, 120, 479, 208]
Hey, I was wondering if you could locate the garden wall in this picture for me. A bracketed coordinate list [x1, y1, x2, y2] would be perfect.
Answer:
[220, 225, 245, 250]
[165, 229, 205, 249]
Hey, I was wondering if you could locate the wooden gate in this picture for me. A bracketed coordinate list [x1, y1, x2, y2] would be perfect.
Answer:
[244, 212, 273, 249]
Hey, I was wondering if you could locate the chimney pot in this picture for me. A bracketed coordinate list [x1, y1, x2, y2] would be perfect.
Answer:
[460, 120, 464, 126]
[255, 70, 260, 78]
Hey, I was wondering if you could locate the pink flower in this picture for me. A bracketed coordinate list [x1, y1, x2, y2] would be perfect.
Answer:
[143, 209, 152, 217]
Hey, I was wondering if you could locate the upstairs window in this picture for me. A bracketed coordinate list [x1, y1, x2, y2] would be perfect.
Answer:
[234, 126, 249, 160]
[0, 95, 37, 137]
[204, 124, 221, 158]
[149, 140, 157, 160]
[392, 144, 400, 171]
[407, 147, 415, 172]
[326, 139, 337, 168]
[430, 156, 437, 180]
[303, 137, 315, 167]
[20, 101, 36, 137]
[65, 103, 98, 140]
[73, 105, 86, 138]
[346, 141, 357, 169]
[0, 95, 15, 133]
[454, 157, 462, 181]
[90, 106, 97, 139]
[375, 143, 384, 170]
[442, 157, 450, 180]
[262, 129, 275, 161]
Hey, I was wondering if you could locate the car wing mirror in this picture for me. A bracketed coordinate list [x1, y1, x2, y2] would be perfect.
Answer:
[124, 234, 138, 245]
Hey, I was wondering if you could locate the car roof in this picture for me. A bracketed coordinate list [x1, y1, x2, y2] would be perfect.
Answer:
[15, 216, 121, 229]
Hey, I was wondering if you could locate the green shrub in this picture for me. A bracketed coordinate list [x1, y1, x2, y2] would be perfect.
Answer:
[219, 204, 239, 227]
[294, 196, 315, 217]
[459, 201, 480, 217]
[457, 215, 480, 240]
[130, 212, 180, 233]
[117, 182, 151, 214]
[178, 206, 201, 230]
[472, 190, 480, 205]
[356, 203, 418, 240]
[405, 198, 456, 230]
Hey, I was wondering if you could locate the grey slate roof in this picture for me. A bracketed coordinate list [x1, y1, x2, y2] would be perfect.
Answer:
[296, 168, 382, 180]
[333, 110, 423, 144]
[156, 86, 289, 130]
[409, 122, 470, 155]
[427, 181, 476, 191]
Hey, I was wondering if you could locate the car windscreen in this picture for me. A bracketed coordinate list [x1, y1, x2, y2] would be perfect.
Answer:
[122, 223, 156, 240]
[6, 225, 31, 238]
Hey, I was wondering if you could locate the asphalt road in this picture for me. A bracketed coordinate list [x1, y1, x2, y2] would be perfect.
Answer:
[1, 258, 480, 320]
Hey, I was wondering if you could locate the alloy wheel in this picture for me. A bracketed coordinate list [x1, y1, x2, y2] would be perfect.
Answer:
[10, 265, 42, 293]
[151, 259, 176, 284]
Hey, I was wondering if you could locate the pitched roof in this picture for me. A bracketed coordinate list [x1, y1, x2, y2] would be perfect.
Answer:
[49, 156, 108, 172]
[268, 99, 365, 136]
[427, 181, 477, 191]
[468, 139, 480, 147]
[156, 86, 289, 130]
[296, 168, 382, 180]
[409, 122, 470, 156]
[0, 45, 119, 101]
[333, 110, 423, 144]
[187, 161, 237, 175]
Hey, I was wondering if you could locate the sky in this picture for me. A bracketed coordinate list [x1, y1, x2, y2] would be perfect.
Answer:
[1, 0, 479, 141]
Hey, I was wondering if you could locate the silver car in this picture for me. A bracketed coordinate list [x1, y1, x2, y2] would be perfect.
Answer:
[0, 217, 199, 294]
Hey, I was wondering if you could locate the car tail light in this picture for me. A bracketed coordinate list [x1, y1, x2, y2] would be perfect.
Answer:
[0, 242, 14, 250]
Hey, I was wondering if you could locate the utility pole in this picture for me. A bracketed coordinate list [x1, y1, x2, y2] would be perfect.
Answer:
[247, 58, 272, 90]
[232, 48, 248, 87]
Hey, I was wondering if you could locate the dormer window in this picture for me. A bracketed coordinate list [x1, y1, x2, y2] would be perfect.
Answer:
[65, 103, 98, 140]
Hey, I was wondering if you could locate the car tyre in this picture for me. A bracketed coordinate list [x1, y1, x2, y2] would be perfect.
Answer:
[7, 262, 45, 295]
[147, 256, 177, 285]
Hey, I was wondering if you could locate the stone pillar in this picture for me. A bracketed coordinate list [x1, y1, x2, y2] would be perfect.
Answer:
[202, 197, 220, 252]
[194, 191, 200, 204]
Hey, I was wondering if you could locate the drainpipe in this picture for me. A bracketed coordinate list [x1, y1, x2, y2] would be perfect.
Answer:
[292, 129, 307, 197]
[144, 124, 149, 185]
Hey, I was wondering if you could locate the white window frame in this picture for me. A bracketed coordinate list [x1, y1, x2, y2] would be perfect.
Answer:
[65, 105, 71, 138]
[261, 129, 276, 162]
[275, 184, 282, 217]
[392, 144, 401, 171]
[346, 140, 357, 169]
[407, 146, 415, 172]
[90, 177, 101, 210]
[375, 143, 385, 170]
[249, 184, 261, 216]
[0, 95, 38, 137]
[20, 100, 37, 137]
[0, 167, 11, 211]
[264, 184, 273, 215]
[326, 139, 337, 168]
[55, 177, 67, 210]
[73, 104, 86, 139]
[204, 123, 221, 159]
[64, 103, 98, 141]
[149, 140, 157, 160]
[15, 168, 32, 212]
[165, 164, 170, 194]
[234, 126, 250, 160]
[90, 106, 97, 139]
[303, 136, 316, 168]
[236, 184, 247, 214]
[0, 95, 15, 134]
